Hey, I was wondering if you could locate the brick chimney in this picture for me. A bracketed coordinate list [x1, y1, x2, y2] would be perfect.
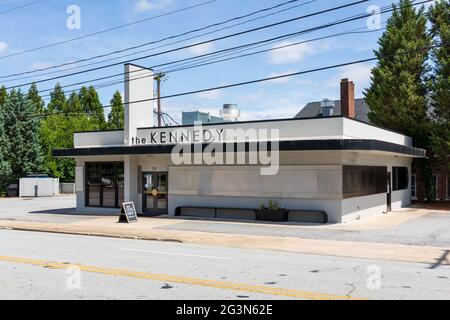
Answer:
[340, 78, 355, 118]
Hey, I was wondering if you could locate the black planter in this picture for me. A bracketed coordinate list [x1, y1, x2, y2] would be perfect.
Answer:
[255, 209, 289, 222]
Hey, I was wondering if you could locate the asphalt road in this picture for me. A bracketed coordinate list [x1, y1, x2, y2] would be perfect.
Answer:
[0, 230, 449, 300]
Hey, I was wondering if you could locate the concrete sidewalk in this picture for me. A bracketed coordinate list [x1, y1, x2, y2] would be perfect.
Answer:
[0, 215, 449, 268]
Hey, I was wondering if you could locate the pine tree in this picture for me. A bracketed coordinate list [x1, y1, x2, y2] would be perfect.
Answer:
[364, 0, 434, 201]
[365, 0, 431, 146]
[0, 87, 11, 192]
[80, 85, 105, 129]
[26, 83, 45, 115]
[67, 91, 83, 113]
[428, 0, 450, 168]
[108, 90, 124, 129]
[47, 83, 67, 114]
[3, 89, 43, 182]
[40, 90, 97, 182]
[0, 86, 7, 106]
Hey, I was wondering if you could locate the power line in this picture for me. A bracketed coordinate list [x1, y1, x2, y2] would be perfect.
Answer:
[9, 0, 431, 100]
[39, 27, 383, 98]
[0, 0, 218, 60]
[0, 0, 44, 15]
[3, 0, 371, 89]
[35, 0, 403, 96]
[1, 0, 316, 82]
[34, 43, 440, 118]
[9, 0, 433, 92]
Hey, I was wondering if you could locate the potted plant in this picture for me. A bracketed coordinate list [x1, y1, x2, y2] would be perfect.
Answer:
[255, 200, 289, 222]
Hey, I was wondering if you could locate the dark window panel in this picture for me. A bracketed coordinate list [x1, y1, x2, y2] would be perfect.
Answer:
[343, 166, 387, 199]
[393, 167, 409, 191]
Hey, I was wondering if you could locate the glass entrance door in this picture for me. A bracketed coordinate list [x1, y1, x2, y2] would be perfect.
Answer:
[143, 172, 168, 214]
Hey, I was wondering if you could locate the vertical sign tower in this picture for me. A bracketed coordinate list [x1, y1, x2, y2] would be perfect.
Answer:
[124, 63, 155, 146]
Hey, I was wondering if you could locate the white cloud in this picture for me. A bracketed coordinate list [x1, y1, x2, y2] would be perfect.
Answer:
[135, 0, 174, 12]
[31, 62, 53, 70]
[0, 42, 8, 54]
[268, 41, 316, 64]
[326, 63, 375, 93]
[188, 42, 215, 55]
[235, 90, 265, 103]
[239, 104, 302, 121]
[266, 69, 298, 84]
[196, 89, 224, 100]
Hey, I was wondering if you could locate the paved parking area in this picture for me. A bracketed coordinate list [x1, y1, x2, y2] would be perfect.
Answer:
[1, 195, 449, 247]
[0, 196, 100, 224]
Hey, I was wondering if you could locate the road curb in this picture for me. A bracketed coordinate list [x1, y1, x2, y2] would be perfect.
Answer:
[0, 226, 184, 243]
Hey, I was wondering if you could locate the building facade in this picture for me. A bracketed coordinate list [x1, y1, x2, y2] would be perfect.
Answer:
[53, 67, 426, 223]
[295, 90, 449, 202]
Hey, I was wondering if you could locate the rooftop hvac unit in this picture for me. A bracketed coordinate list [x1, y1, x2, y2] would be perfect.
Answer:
[321, 98, 335, 117]
[220, 104, 241, 122]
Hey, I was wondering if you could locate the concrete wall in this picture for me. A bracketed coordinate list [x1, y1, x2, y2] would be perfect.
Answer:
[342, 118, 412, 146]
[74, 130, 124, 148]
[60, 183, 76, 194]
[168, 165, 342, 199]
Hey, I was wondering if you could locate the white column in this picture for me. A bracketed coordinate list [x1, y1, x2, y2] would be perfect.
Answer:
[124, 64, 155, 146]
[124, 155, 139, 210]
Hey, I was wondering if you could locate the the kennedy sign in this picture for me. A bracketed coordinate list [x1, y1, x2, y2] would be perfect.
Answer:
[132, 127, 226, 145]
[132, 122, 280, 176]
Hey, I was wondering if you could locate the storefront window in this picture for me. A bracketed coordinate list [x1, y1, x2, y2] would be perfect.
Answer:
[86, 163, 100, 207]
[85, 162, 124, 208]
[393, 167, 409, 191]
[343, 166, 387, 199]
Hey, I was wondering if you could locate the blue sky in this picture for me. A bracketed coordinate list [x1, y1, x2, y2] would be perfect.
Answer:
[0, 0, 435, 122]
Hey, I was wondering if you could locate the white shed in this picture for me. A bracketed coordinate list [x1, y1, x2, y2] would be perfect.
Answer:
[19, 175, 60, 197]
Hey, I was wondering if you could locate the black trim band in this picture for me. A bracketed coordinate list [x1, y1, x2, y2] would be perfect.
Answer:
[53, 139, 426, 158]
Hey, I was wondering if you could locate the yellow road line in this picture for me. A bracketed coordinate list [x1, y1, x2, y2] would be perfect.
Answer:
[0, 255, 366, 300]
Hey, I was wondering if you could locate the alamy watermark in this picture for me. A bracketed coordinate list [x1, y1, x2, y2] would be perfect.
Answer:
[66, 265, 81, 290]
[366, 265, 382, 290]
[170, 123, 280, 176]
[66, 5, 81, 30]
[367, 5, 382, 30]
[133, 122, 280, 176]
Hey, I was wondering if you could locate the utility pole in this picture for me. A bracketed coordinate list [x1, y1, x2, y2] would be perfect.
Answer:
[154, 72, 167, 127]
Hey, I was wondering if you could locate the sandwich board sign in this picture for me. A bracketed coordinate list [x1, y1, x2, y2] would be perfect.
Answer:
[119, 202, 138, 223]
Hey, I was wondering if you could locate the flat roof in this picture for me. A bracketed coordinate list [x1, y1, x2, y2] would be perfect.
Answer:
[73, 116, 412, 139]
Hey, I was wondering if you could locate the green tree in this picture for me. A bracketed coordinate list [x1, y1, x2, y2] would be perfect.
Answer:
[364, 0, 434, 200]
[0, 87, 11, 192]
[428, 0, 450, 168]
[26, 83, 45, 115]
[67, 91, 83, 114]
[107, 90, 124, 129]
[365, 0, 431, 142]
[2, 89, 43, 183]
[80, 85, 105, 129]
[40, 90, 97, 182]
[47, 83, 67, 114]
[0, 86, 7, 106]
